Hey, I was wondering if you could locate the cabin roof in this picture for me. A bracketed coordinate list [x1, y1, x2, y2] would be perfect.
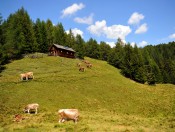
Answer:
[52, 44, 75, 52]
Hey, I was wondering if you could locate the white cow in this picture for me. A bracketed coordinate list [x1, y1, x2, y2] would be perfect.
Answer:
[24, 103, 39, 114]
[58, 109, 79, 123]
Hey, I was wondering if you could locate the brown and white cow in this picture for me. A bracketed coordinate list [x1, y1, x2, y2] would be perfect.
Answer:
[79, 67, 85, 72]
[86, 63, 92, 68]
[26, 72, 34, 79]
[13, 114, 25, 122]
[20, 72, 34, 81]
[20, 73, 28, 81]
[77, 62, 81, 67]
[58, 109, 79, 123]
[23, 103, 39, 114]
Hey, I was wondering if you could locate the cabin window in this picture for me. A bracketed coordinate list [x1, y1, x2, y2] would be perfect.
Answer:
[67, 52, 69, 54]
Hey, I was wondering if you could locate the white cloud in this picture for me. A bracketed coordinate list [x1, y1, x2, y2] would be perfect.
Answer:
[87, 20, 131, 40]
[138, 41, 148, 47]
[106, 42, 116, 48]
[169, 33, 175, 39]
[135, 23, 148, 34]
[61, 3, 85, 18]
[66, 28, 83, 38]
[128, 12, 144, 25]
[87, 20, 106, 36]
[74, 14, 93, 25]
[131, 42, 136, 47]
[105, 25, 132, 40]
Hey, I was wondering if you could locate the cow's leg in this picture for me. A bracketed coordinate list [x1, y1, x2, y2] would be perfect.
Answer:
[74, 118, 78, 124]
[27, 109, 30, 114]
[26, 76, 28, 81]
[35, 108, 37, 114]
[59, 118, 63, 123]
[62, 118, 66, 123]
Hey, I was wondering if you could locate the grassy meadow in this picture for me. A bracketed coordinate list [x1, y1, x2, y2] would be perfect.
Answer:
[0, 53, 175, 131]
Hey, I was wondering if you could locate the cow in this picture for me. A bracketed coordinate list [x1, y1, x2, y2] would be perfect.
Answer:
[20, 72, 34, 81]
[23, 103, 39, 114]
[58, 109, 79, 123]
[26, 72, 34, 79]
[86, 63, 92, 68]
[83, 60, 90, 64]
[20, 73, 28, 81]
[13, 114, 25, 122]
[79, 67, 85, 72]
[77, 62, 81, 67]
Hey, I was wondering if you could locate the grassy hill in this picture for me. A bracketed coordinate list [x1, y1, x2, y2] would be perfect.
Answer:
[0, 54, 175, 131]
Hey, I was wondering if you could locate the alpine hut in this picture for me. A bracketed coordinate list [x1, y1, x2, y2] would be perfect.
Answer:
[49, 44, 75, 58]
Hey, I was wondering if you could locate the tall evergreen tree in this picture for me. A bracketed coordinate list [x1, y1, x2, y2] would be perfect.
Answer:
[53, 23, 66, 45]
[65, 29, 75, 48]
[99, 41, 111, 61]
[85, 38, 100, 59]
[33, 18, 42, 51]
[4, 7, 37, 58]
[74, 34, 85, 59]
[40, 21, 48, 53]
[46, 19, 54, 47]
[107, 39, 124, 69]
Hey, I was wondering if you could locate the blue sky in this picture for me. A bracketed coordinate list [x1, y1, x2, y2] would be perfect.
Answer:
[1, 0, 175, 47]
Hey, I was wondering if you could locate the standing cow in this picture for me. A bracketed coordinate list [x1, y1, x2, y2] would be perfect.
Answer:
[20, 72, 34, 81]
[58, 109, 79, 123]
[23, 103, 39, 114]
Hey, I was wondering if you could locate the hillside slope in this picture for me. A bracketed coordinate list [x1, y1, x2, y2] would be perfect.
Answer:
[0, 55, 175, 131]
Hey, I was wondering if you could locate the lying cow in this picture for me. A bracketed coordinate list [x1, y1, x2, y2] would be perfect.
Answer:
[23, 103, 39, 114]
[13, 114, 25, 122]
[58, 109, 79, 123]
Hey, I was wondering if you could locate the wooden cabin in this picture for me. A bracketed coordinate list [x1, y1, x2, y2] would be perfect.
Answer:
[49, 44, 75, 58]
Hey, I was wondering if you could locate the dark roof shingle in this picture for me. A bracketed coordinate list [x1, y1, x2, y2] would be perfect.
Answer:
[53, 44, 75, 52]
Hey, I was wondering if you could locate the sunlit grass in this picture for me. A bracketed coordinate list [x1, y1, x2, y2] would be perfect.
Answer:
[0, 54, 175, 131]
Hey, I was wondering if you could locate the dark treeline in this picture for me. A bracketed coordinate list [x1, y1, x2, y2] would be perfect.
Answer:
[0, 7, 175, 85]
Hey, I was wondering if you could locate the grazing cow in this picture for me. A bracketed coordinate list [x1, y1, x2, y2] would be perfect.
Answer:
[86, 63, 92, 68]
[83, 60, 90, 64]
[79, 67, 85, 72]
[26, 72, 34, 79]
[58, 109, 79, 123]
[20, 73, 28, 81]
[23, 103, 39, 114]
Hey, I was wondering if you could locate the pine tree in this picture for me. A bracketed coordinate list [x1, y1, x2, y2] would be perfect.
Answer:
[40, 21, 48, 53]
[74, 34, 85, 59]
[85, 38, 100, 59]
[4, 7, 37, 58]
[53, 23, 66, 45]
[99, 41, 111, 61]
[107, 40, 124, 68]
[65, 29, 75, 48]
[33, 18, 42, 52]
[46, 19, 54, 47]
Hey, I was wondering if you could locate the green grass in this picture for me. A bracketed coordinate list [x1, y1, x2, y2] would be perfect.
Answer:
[0, 54, 175, 131]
